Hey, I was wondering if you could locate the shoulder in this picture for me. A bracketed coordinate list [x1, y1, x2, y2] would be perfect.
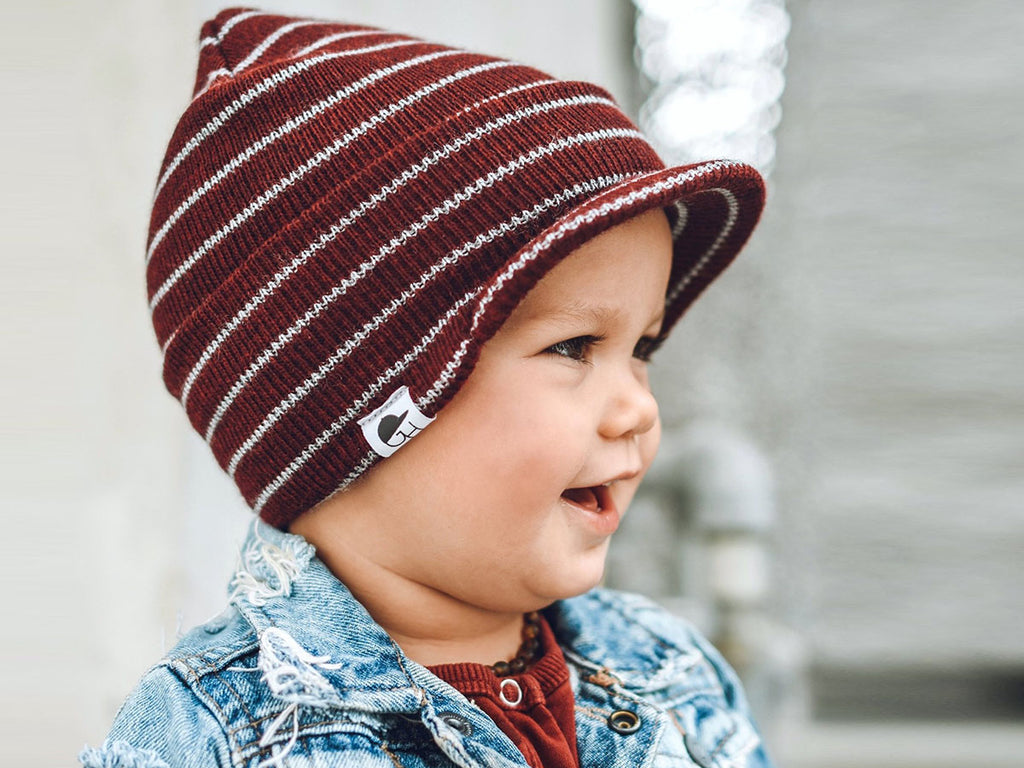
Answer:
[554, 588, 775, 768]
[81, 606, 260, 768]
[162, 603, 261, 680]
[554, 588, 716, 678]
[577, 588, 702, 644]
[81, 663, 235, 768]
[555, 586, 750, 705]
[84, 605, 419, 768]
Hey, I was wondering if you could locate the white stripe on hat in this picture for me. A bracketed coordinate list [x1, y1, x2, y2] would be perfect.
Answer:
[155, 37, 421, 199]
[333, 452, 377, 497]
[250, 289, 481, 512]
[230, 20, 326, 75]
[672, 200, 689, 238]
[199, 9, 264, 49]
[463, 78, 559, 112]
[172, 96, 622, 405]
[196, 14, 298, 97]
[204, 172, 629, 443]
[147, 48, 466, 267]
[666, 187, 738, 304]
[224, 154, 635, 476]
[293, 28, 389, 58]
[195, 68, 232, 97]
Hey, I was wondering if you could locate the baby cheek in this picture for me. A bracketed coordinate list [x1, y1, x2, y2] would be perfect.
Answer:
[507, 414, 580, 483]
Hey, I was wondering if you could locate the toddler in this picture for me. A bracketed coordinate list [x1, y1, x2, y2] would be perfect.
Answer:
[82, 8, 773, 768]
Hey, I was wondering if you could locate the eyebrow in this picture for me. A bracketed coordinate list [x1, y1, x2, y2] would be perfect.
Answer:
[530, 300, 665, 332]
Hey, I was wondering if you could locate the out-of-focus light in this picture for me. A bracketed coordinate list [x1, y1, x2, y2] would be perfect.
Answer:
[634, 0, 790, 174]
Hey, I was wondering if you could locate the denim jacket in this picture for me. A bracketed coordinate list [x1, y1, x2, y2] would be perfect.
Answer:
[82, 522, 774, 768]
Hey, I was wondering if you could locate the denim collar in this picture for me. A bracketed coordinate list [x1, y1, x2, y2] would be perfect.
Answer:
[227, 520, 429, 715]
[228, 520, 698, 714]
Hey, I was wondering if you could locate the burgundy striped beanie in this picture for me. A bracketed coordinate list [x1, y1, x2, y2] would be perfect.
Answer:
[148, 7, 766, 530]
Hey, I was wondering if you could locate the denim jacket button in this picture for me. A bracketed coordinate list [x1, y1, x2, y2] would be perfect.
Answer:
[607, 709, 641, 734]
[203, 614, 228, 634]
[438, 712, 473, 737]
[684, 732, 713, 767]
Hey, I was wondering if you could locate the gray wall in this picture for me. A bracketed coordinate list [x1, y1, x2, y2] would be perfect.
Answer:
[620, 0, 1024, 671]
[770, 0, 1022, 668]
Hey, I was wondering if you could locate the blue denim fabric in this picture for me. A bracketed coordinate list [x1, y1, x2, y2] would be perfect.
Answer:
[82, 522, 775, 768]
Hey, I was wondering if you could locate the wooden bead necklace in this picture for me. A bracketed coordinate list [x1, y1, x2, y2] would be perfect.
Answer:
[491, 611, 542, 677]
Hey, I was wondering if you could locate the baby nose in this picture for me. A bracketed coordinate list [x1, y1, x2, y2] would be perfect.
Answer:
[599, 367, 659, 440]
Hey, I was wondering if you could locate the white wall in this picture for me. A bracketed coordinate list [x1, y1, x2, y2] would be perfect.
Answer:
[3, 1, 632, 763]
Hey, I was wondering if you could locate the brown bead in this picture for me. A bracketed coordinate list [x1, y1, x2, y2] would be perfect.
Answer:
[491, 612, 545, 676]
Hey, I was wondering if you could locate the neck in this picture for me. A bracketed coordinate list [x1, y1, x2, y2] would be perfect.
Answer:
[291, 515, 526, 667]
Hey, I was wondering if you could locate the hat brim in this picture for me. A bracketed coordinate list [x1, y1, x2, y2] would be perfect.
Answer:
[469, 158, 766, 360]
[409, 158, 765, 433]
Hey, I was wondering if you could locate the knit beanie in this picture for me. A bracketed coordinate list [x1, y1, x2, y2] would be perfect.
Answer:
[148, 7, 766, 529]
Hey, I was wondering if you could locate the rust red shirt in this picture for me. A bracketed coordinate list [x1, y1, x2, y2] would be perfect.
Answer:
[428, 615, 580, 768]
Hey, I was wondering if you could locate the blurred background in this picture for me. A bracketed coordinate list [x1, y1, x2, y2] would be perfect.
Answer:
[3, 0, 1021, 765]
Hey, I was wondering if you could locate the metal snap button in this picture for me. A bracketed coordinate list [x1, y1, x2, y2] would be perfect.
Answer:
[438, 712, 473, 737]
[607, 709, 641, 734]
[498, 678, 524, 707]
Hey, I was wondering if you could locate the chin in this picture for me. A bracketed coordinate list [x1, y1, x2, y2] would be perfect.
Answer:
[538, 552, 610, 604]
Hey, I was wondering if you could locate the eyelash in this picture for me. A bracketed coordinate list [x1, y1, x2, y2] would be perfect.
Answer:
[545, 335, 662, 363]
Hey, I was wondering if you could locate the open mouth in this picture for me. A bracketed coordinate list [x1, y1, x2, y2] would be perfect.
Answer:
[560, 484, 613, 513]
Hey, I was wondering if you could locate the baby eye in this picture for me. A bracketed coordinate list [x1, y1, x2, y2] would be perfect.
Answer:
[545, 335, 599, 361]
[632, 336, 663, 363]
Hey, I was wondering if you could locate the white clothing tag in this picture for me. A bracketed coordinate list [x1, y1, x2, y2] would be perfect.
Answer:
[358, 386, 434, 458]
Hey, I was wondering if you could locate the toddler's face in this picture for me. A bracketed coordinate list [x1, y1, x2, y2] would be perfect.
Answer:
[325, 208, 673, 612]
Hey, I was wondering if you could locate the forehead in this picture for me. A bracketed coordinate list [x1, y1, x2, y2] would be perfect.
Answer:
[502, 210, 674, 328]
[513, 298, 632, 329]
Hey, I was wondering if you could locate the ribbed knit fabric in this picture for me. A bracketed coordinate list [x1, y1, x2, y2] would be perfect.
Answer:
[428, 616, 580, 768]
[147, 7, 766, 529]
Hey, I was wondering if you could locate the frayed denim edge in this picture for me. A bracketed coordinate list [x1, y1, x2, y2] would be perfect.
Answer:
[78, 739, 170, 768]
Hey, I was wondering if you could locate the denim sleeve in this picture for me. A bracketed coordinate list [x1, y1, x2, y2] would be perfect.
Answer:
[687, 628, 777, 768]
[79, 666, 232, 768]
